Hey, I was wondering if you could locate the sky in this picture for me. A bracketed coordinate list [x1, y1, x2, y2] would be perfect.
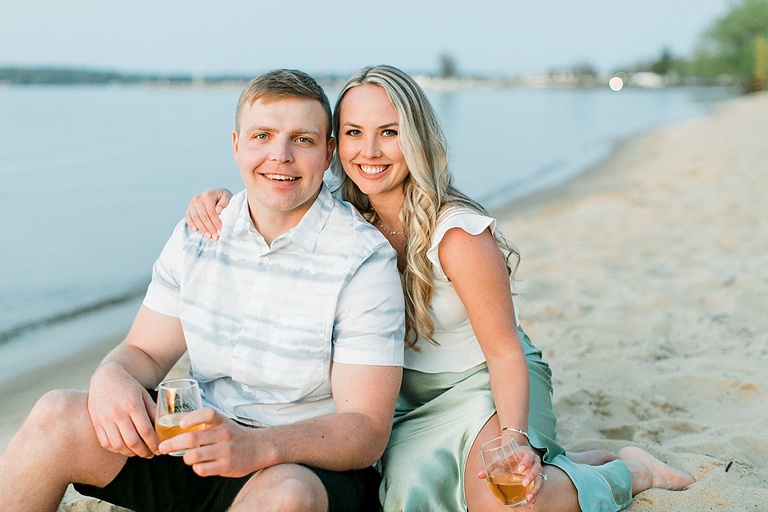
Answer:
[1, 0, 734, 78]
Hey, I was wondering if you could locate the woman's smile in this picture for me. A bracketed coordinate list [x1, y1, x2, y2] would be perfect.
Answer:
[359, 164, 390, 176]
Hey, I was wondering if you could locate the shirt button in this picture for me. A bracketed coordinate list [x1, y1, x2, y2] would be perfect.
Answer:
[249, 307, 258, 315]
[233, 358, 243, 366]
[263, 256, 270, 263]
[241, 384, 250, 392]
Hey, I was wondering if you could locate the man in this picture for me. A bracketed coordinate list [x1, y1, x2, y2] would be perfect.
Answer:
[0, 69, 405, 512]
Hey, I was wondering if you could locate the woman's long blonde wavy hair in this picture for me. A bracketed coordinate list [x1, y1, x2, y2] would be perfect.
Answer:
[331, 65, 520, 349]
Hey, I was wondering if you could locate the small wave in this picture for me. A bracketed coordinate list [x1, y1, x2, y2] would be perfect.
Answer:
[0, 286, 146, 345]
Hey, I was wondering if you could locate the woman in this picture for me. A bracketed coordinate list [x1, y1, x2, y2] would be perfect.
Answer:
[186, 65, 694, 511]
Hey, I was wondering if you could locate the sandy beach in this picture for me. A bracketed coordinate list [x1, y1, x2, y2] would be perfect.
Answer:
[496, 90, 768, 510]
[1, 90, 766, 511]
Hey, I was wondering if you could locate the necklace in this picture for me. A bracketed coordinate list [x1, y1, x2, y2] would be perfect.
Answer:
[376, 219, 401, 236]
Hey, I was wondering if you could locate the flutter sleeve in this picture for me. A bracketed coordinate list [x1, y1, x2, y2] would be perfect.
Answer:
[426, 209, 497, 279]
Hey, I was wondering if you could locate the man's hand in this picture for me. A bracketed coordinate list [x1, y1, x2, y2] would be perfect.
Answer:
[86, 306, 190, 459]
[87, 362, 160, 459]
[159, 408, 266, 478]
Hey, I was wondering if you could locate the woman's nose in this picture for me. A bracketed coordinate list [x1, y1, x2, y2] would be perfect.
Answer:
[362, 136, 382, 158]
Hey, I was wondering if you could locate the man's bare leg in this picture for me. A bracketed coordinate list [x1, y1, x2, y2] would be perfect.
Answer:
[229, 464, 328, 512]
[0, 390, 128, 512]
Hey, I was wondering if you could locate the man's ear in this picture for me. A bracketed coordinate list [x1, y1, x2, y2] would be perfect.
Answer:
[232, 130, 239, 159]
[326, 137, 336, 167]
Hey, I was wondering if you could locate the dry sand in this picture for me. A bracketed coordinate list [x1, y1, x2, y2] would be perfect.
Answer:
[495, 90, 768, 510]
[1, 91, 766, 511]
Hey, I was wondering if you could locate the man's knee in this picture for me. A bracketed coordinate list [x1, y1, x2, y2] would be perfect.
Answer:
[24, 390, 88, 444]
[268, 475, 324, 512]
[232, 464, 328, 512]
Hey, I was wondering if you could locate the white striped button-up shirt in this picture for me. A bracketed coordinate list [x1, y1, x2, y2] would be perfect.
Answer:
[144, 185, 405, 426]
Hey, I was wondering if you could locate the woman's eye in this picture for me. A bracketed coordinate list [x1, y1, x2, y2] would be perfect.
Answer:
[382, 129, 398, 137]
[345, 129, 361, 137]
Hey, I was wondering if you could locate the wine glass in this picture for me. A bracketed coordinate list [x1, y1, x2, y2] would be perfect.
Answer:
[480, 434, 534, 507]
[154, 378, 204, 456]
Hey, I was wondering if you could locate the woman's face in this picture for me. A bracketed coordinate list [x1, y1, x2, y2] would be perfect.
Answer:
[337, 84, 410, 201]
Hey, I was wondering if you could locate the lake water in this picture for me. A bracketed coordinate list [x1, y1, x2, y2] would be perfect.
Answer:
[0, 83, 734, 383]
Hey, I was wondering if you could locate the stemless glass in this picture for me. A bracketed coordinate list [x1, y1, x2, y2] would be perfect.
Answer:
[154, 378, 204, 456]
[480, 434, 534, 507]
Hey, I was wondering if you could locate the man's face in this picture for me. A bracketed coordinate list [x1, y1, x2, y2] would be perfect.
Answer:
[233, 97, 335, 228]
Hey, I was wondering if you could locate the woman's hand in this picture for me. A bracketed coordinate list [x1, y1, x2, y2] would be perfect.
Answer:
[517, 446, 545, 508]
[478, 444, 545, 509]
[185, 188, 232, 240]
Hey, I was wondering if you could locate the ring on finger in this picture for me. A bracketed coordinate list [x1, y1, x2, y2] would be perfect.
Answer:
[538, 472, 548, 481]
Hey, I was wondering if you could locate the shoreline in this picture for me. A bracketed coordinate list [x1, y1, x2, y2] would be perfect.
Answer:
[490, 133, 638, 221]
[0, 334, 122, 451]
[1, 91, 766, 511]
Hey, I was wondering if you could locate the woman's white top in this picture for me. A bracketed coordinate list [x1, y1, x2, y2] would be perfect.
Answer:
[404, 208, 500, 372]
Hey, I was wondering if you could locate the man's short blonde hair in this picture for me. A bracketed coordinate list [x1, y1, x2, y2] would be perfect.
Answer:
[235, 69, 332, 138]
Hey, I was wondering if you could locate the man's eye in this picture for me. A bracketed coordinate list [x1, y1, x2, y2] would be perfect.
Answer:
[253, 133, 268, 140]
[296, 136, 312, 144]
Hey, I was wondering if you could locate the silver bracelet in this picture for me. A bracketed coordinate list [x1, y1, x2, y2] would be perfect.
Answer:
[501, 427, 530, 442]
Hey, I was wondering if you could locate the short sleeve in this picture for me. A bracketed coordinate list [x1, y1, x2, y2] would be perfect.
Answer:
[426, 209, 497, 279]
[143, 219, 188, 317]
[332, 243, 405, 366]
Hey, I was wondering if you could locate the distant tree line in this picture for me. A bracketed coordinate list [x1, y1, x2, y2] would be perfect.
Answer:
[641, 0, 768, 91]
[0, 67, 198, 85]
[0, 66, 351, 88]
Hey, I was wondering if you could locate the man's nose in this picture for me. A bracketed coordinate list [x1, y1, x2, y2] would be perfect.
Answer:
[270, 138, 294, 162]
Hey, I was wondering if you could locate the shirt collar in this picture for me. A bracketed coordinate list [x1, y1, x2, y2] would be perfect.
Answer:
[232, 184, 334, 253]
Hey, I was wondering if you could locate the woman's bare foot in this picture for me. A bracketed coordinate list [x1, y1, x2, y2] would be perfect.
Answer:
[567, 449, 618, 466]
[618, 446, 695, 495]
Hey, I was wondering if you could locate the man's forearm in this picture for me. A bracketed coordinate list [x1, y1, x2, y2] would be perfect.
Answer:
[95, 344, 169, 390]
[257, 411, 390, 471]
[94, 305, 189, 389]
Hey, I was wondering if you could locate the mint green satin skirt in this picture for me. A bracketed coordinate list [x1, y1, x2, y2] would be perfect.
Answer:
[379, 328, 632, 511]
